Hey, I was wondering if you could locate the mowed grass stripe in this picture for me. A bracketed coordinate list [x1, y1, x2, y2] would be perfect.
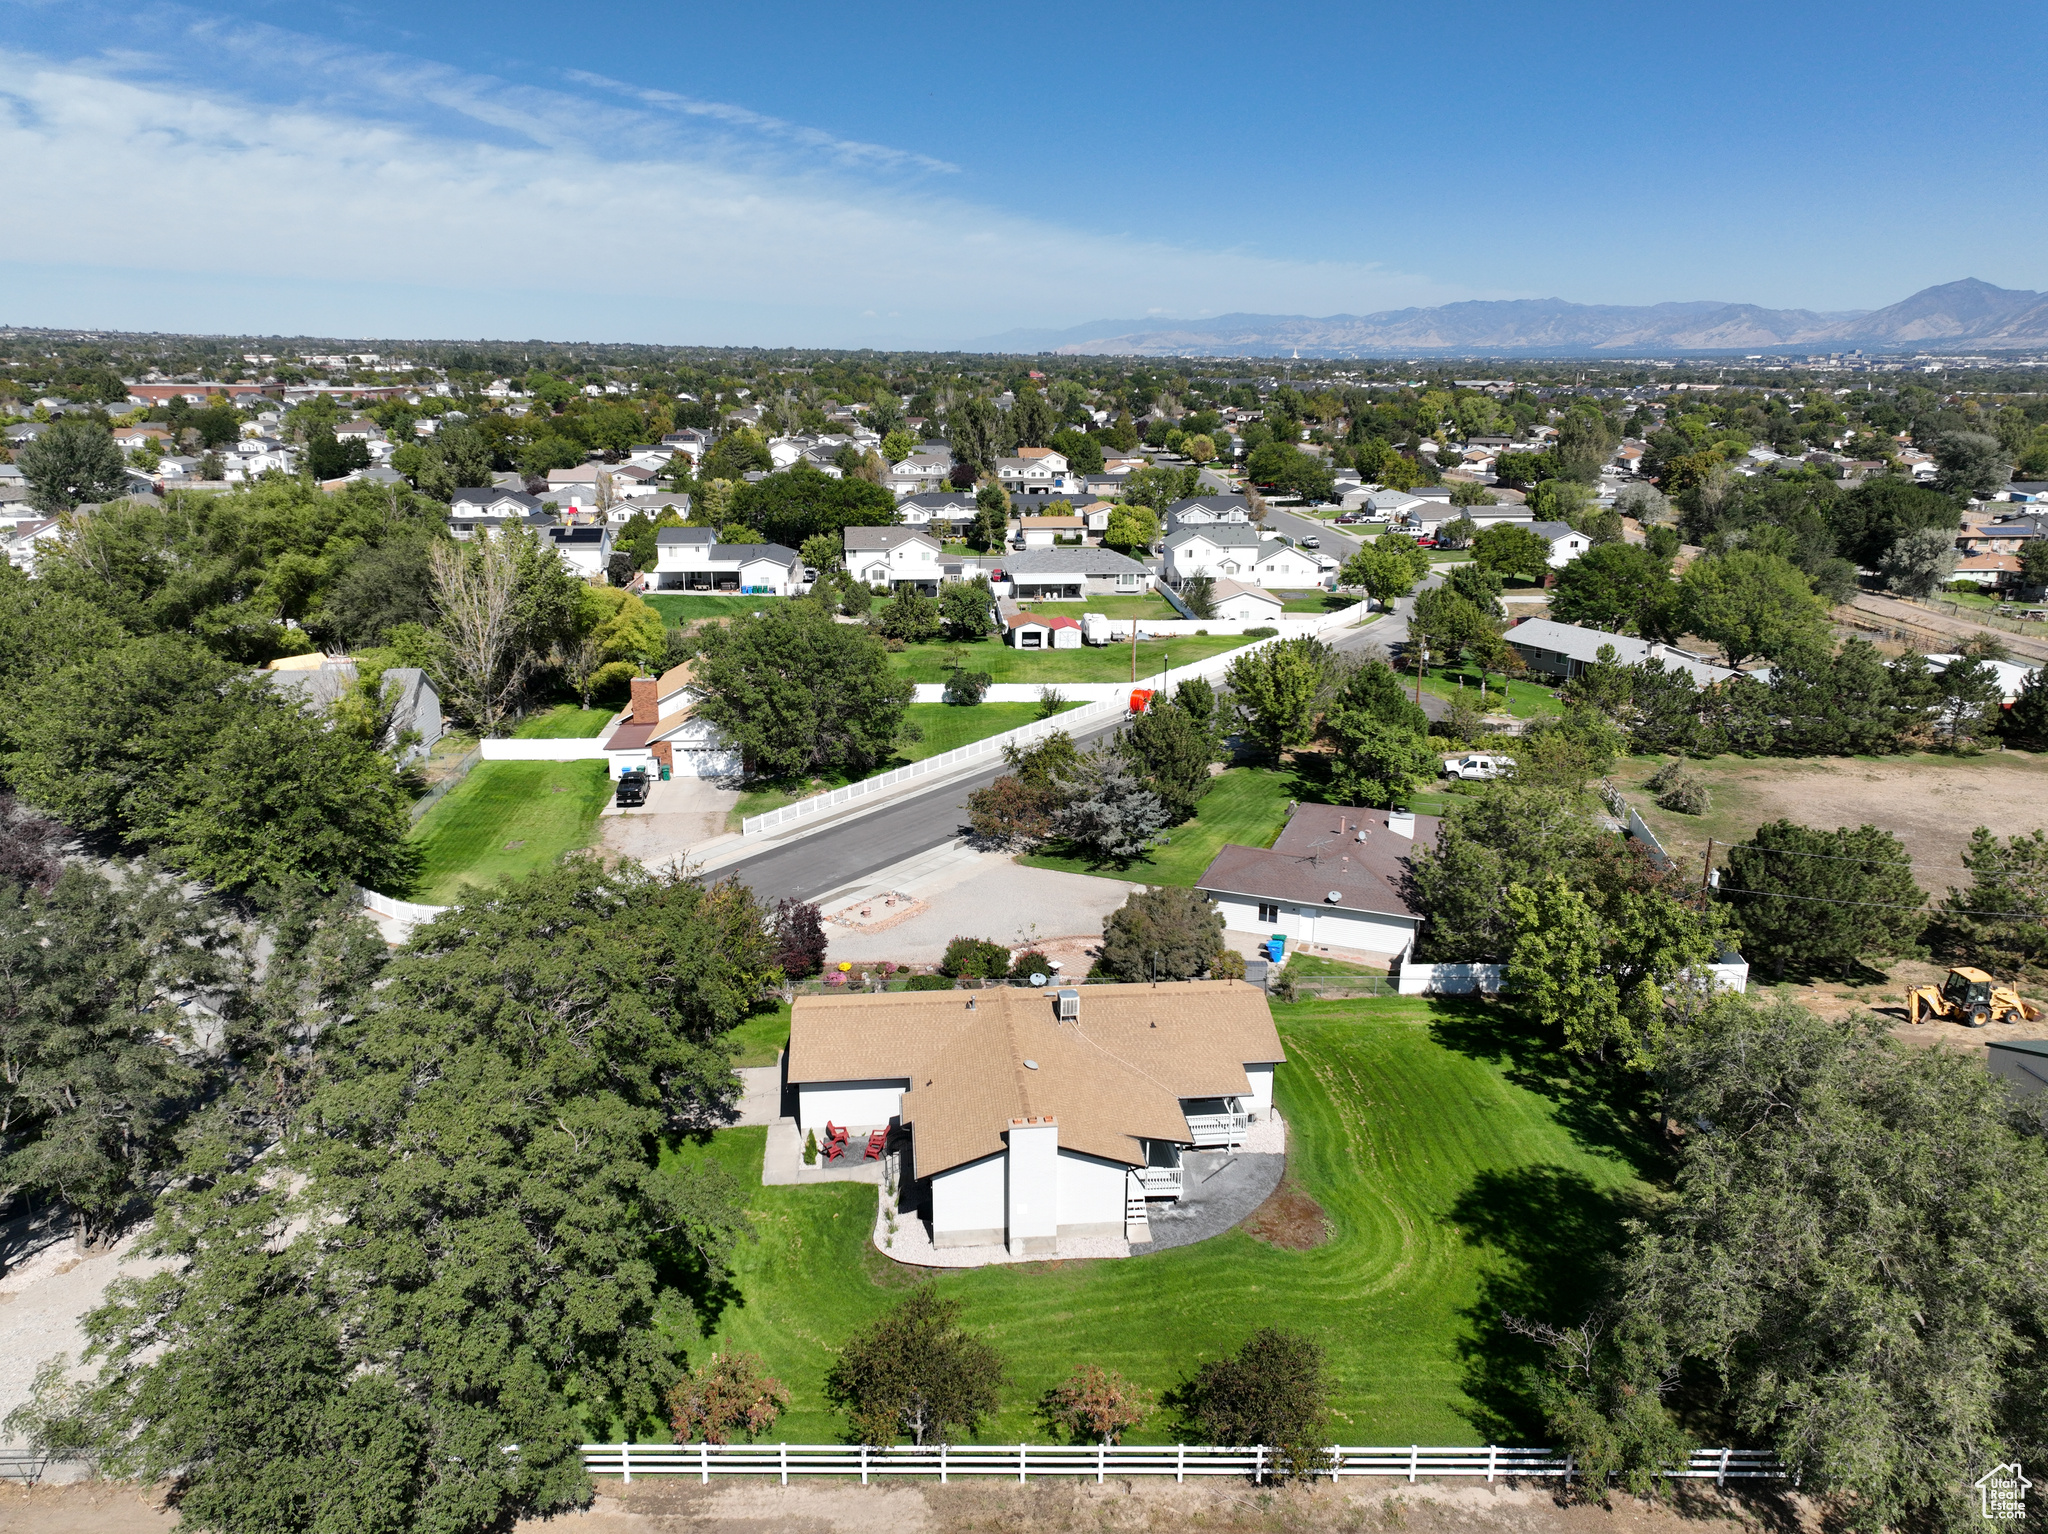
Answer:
[651, 998, 1652, 1445]
[408, 760, 612, 904]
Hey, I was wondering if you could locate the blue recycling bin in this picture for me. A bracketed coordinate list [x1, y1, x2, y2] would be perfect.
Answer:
[1265, 934, 1287, 964]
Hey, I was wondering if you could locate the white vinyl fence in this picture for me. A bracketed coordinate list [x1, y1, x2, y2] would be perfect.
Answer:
[580, 1442, 1784, 1487]
[743, 604, 1373, 838]
[478, 738, 612, 762]
[1396, 962, 1507, 997]
[356, 885, 449, 940]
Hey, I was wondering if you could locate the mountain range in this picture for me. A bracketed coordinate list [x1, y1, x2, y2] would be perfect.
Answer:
[964, 279, 2048, 357]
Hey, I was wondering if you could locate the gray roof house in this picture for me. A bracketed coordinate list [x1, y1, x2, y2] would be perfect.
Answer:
[898, 490, 978, 530]
[1527, 521, 1592, 567]
[993, 547, 1152, 600]
[1165, 495, 1253, 529]
[1504, 618, 1744, 686]
[653, 527, 804, 594]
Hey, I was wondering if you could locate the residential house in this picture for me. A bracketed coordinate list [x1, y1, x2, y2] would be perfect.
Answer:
[547, 524, 614, 580]
[1925, 653, 2040, 705]
[1197, 803, 1440, 963]
[1164, 525, 1324, 590]
[883, 452, 954, 499]
[267, 653, 443, 764]
[545, 464, 602, 512]
[448, 488, 552, 539]
[2, 518, 61, 571]
[1199, 577, 1284, 623]
[651, 527, 804, 594]
[1075, 500, 1115, 535]
[1164, 495, 1252, 530]
[1987, 1037, 2048, 1099]
[335, 419, 382, 444]
[898, 489, 978, 536]
[1505, 618, 1745, 685]
[996, 449, 1074, 497]
[610, 463, 662, 500]
[602, 664, 740, 779]
[994, 547, 1152, 601]
[1529, 521, 1593, 567]
[784, 982, 1284, 1252]
[844, 526, 946, 593]
[1079, 468, 1132, 499]
[1013, 514, 1088, 549]
[1004, 611, 1082, 649]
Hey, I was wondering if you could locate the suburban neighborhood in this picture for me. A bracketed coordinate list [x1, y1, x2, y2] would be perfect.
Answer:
[5, 123, 2048, 1534]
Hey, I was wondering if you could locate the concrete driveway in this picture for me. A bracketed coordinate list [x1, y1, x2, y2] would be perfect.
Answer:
[600, 776, 742, 875]
[817, 839, 1144, 969]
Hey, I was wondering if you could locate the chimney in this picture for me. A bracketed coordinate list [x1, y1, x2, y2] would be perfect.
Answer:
[1006, 1116, 1059, 1257]
[1388, 809, 1416, 839]
[629, 675, 658, 725]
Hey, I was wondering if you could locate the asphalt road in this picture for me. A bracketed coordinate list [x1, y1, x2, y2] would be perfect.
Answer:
[719, 712, 1127, 906]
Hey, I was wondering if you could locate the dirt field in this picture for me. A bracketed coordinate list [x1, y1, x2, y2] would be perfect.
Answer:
[1613, 751, 2048, 1056]
[0, 1477, 1824, 1534]
[1614, 749, 2048, 901]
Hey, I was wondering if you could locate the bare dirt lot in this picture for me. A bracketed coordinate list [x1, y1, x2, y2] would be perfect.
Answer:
[1614, 749, 2048, 901]
[1613, 750, 2048, 1056]
[2, 1477, 1823, 1534]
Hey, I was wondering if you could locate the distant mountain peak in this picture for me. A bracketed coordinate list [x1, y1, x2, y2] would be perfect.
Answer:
[962, 280, 2048, 357]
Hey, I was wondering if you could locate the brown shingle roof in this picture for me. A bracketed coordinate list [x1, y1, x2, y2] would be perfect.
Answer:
[787, 982, 1283, 1176]
[1197, 804, 1440, 920]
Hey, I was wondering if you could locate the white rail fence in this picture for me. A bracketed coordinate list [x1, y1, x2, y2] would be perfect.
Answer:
[356, 884, 450, 940]
[743, 604, 1373, 838]
[477, 738, 612, 762]
[580, 1442, 1783, 1487]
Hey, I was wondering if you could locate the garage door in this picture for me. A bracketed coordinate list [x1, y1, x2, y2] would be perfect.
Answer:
[673, 748, 742, 777]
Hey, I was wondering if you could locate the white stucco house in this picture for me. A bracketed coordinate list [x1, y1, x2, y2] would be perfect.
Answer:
[1197, 803, 1438, 963]
[995, 448, 1075, 497]
[546, 524, 613, 580]
[1529, 521, 1593, 567]
[844, 526, 945, 592]
[786, 982, 1285, 1254]
[652, 527, 804, 593]
[1164, 525, 1325, 589]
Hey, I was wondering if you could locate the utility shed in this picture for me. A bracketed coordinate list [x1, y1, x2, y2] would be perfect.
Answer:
[1988, 1037, 2048, 1099]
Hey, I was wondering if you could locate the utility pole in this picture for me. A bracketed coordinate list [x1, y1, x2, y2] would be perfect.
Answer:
[1701, 838, 1715, 896]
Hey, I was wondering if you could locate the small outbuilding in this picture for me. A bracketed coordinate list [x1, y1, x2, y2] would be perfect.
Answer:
[1005, 611, 1083, 649]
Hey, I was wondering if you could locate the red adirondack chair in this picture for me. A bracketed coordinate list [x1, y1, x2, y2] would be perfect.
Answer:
[864, 1130, 886, 1160]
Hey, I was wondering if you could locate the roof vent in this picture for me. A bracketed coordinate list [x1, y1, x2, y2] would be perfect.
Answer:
[1023, 1059, 1039, 1070]
[1055, 988, 1079, 1020]
[1326, 890, 1343, 903]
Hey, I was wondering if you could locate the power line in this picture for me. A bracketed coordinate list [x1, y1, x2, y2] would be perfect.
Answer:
[1714, 885, 2047, 920]
[1722, 840, 2042, 876]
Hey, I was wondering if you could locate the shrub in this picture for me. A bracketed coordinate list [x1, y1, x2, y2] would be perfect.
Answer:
[1243, 626, 1279, 639]
[1010, 950, 1055, 982]
[804, 1129, 818, 1166]
[1168, 1328, 1334, 1480]
[1037, 686, 1067, 719]
[771, 897, 827, 978]
[1100, 886, 1224, 981]
[942, 668, 992, 706]
[1212, 947, 1247, 981]
[1041, 1364, 1153, 1446]
[666, 1352, 789, 1445]
[1645, 759, 1712, 816]
[941, 936, 1012, 979]
[904, 973, 954, 992]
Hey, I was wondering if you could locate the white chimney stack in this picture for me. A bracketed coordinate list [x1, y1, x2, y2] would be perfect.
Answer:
[1388, 809, 1416, 839]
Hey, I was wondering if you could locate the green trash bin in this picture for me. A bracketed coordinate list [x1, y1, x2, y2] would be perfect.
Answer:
[659, 763, 672, 781]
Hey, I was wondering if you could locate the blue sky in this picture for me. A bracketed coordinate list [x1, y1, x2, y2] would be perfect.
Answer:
[2, 0, 2044, 347]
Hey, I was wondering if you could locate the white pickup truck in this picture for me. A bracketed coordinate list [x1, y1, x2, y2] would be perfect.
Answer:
[1442, 753, 1516, 781]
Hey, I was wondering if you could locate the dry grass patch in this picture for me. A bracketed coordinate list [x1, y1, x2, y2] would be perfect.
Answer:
[1242, 1173, 1330, 1250]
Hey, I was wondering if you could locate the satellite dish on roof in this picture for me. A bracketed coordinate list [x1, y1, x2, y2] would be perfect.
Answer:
[1327, 890, 1343, 903]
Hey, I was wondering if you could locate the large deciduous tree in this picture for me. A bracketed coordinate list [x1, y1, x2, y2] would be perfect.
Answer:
[1224, 636, 1332, 760]
[693, 599, 914, 780]
[730, 464, 897, 551]
[1549, 543, 1676, 636]
[17, 420, 129, 513]
[45, 860, 774, 1533]
[1099, 885, 1226, 981]
[1720, 820, 1924, 978]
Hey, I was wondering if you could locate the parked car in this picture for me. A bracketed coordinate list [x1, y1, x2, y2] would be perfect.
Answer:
[614, 768, 650, 807]
[1442, 754, 1515, 781]
[1300, 535, 1321, 548]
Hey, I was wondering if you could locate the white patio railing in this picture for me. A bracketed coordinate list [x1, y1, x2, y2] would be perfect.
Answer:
[1183, 1111, 1250, 1147]
[580, 1441, 1785, 1486]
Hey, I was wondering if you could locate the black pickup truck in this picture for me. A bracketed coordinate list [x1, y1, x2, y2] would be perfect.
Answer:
[614, 768, 650, 808]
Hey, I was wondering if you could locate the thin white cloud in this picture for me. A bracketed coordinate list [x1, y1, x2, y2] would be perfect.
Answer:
[0, 32, 1476, 345]
[563, 69, 960, 176]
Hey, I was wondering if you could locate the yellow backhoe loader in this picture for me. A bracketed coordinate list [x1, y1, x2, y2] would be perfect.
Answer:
[1906, 967, 2041, 1027]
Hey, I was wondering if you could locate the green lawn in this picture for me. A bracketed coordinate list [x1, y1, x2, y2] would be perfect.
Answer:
[728, 702, 1079, 829]
[887, 634, 1254, 685]
[1017, 594, 1182, 620]
[1414, 664, 1564, 720]
[645, 594, 784, 626]
[406, 761, 612, 905]
[1270, 590, 1358, 614]
[726, 1003, 790, 1068]
[1020, 765, 1296, 884]
[651, 997, 1657, 1444]
[513, 705, 617, 739]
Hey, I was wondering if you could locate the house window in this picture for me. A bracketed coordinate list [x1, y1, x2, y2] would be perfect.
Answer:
[1257, 902, 1280, 924]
